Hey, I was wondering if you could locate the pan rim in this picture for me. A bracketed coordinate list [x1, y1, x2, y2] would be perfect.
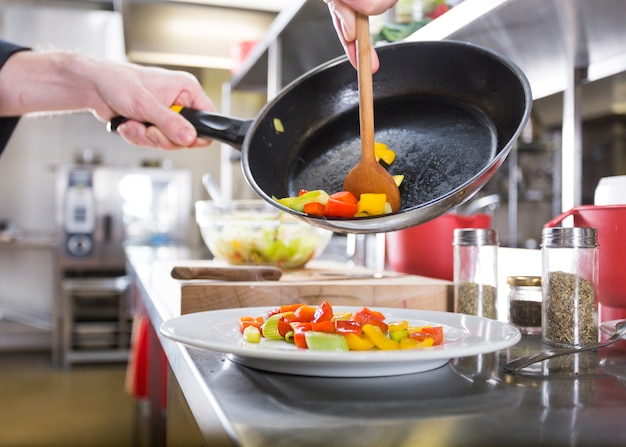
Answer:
[241, 40, 532, 234]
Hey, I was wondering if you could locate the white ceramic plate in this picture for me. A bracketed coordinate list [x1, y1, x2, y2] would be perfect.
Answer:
[160, 307, 521, 377]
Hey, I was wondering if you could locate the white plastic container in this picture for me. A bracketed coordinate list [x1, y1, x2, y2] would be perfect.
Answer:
[594, 175, 626, 205]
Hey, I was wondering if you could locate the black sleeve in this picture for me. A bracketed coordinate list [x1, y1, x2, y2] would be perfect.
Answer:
[0, 39, 31, 156]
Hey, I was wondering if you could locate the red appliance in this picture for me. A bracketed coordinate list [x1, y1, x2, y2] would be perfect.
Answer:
[386, 213, 492, 281]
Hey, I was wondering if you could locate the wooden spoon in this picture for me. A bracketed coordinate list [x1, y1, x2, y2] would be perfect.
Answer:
[343, 13, 401, 213]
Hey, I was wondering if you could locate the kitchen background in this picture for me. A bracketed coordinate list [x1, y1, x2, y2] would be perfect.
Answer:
[0, 0, 625, 355]
[0, 0, 279, 354]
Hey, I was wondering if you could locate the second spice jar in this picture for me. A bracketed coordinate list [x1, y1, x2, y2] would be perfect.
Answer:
[541, 227, 598, 347]
[453, 228, 498, 319]
[507, 275, 542, 335]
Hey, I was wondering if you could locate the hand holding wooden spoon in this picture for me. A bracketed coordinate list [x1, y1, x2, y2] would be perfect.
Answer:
[343, 13, 401, 213]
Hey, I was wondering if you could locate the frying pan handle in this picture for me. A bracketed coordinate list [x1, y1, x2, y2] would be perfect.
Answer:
[107, 107, 251, 150]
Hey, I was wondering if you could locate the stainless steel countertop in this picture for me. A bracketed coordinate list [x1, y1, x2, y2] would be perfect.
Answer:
[127, 246, 626, 447]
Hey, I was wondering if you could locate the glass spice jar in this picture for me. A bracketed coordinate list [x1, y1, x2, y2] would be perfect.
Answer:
[541, 227, 598, 348]
[507, 276, 542, 335]
[453, 228, 498, 319]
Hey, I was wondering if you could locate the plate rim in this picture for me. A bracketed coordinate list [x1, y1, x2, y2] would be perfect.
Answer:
[160, 307, 521, 366]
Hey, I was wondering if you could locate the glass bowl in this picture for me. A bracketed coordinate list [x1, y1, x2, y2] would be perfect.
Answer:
[195, 200, 333, 269]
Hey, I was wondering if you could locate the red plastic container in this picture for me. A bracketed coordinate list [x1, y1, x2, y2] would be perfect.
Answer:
[386, 213, 492, 281]
[545, 205, 626, 323]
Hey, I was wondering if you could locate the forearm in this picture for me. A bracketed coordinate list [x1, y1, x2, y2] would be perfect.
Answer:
[0, 42, 215, 149]
[0, 50, 102, 116]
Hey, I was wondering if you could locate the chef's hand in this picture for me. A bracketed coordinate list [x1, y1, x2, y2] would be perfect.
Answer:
[0, 49, 215, 150]
[324, 0, 398, 73]
[89, 59, 216, 150]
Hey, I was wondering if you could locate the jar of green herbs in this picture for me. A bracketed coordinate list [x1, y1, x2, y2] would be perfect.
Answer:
[541, 227, 598, 348]
[453, 228, 498, 319]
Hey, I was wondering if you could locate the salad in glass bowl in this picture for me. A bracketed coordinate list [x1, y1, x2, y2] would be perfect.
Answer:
[195, 200, 333, 269]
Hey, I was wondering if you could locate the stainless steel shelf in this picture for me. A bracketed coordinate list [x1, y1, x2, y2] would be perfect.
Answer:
[406, 0, 626, 212]
[226, 0, 626, 214]
[229, 0, 343, 92]
[406, 0, 626, 101]
[232, 0, 626, 100]
[0, 234, 56, 249]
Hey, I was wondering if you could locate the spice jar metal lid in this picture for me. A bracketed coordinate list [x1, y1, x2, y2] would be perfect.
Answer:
[507, 275, 541, 287]
[541, 227, 597, 248]
[453, 228, 498, 246]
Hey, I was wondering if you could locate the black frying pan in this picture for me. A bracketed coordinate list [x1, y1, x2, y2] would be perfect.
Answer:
[112, 40, 532, 234]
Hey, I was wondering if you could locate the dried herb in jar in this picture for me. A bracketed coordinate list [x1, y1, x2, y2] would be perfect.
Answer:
[510, 300, 542, 328]
[544, 271, 596, 346]
[508, 276, 542, 333]
[456, 281, 497, 319]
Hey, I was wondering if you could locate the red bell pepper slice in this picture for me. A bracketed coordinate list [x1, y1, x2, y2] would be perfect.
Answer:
[408, 332, 428, 342]
[354, 313, 388, 333]
[412, 326, 444, 346]
[311, 320, 336, 333]
[280, 303, 305, 313]
[324, 197, 357, 218]
[330, 191, 358, 204]
[292, 322, 312, 349]
[304, 201, 325, 216]
[277, 313, 299, 337]
[298, 189, 309, 196]
[335, 320, 363, 336]
[266, 307, 281, 319]
[312, 300, 333, 323]
[293, 305, 317, 323]
[354, 307, 386, 321]
[353, 307, 388, 333]
[239, 316, 264, 334]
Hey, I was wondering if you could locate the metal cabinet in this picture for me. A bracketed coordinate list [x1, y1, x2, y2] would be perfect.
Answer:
[58, 277, 131, 369]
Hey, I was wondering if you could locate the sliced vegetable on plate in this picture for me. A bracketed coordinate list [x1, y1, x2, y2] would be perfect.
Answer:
[238, 300, 444, 352]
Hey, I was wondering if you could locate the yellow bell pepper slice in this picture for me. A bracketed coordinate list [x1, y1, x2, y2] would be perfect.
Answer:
[343, 333, 376, 351]
[374, 142, 396, 165]
[331, 312, 353, 322]
[388, 321, 408, 332]
[407, 325, 432, 333]
[399, 335, 436, 350]
[355, 193, 387, 217]
[392, 175, 404, 187]
[417, 337, 435, 348]
[400, 337, 420, 350]
[273, 117, 285, 133]
[362, 324, 400, 350]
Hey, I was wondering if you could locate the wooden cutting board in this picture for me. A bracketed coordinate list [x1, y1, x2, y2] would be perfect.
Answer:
[175, 260, 453, 315]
